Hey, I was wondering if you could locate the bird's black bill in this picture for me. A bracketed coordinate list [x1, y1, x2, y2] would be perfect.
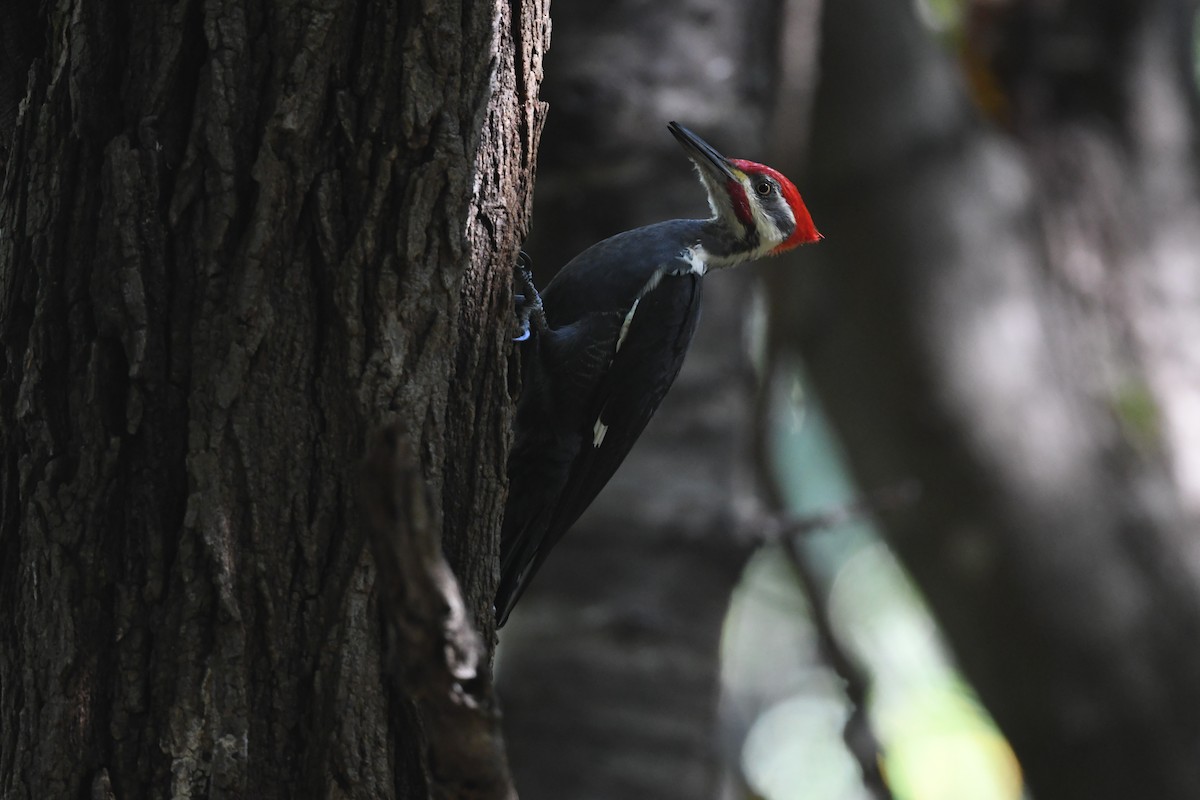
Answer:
[668, 121, 737, 183]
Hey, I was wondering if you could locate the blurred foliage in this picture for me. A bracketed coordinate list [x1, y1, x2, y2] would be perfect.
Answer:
[1195, 14, 1200, 87]
[914, 0, 963, 34]
[720, 362, 1023, 800]
[1111, 380, 1163, 452]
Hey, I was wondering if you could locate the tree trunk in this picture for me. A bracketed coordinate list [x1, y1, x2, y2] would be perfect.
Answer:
[770, 0, 1200, 797]
[0, 0, 547, 797]
[495, 1, 783, 797]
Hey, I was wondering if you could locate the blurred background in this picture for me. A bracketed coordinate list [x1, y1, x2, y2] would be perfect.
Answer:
[495, 1, 1200, 799]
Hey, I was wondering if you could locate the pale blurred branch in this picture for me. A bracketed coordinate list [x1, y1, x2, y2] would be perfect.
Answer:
[779, 534, 896, 800]
[755, 480, 921, 544]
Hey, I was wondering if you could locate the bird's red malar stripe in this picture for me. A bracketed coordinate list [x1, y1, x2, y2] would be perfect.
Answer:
[726, 180, 754, 228]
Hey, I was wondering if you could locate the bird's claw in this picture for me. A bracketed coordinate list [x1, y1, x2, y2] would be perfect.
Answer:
[513, 251, 545, 342]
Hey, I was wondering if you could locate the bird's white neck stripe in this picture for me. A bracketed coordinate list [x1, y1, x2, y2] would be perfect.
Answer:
[680, 245, 709, 275]
[682, 242, 743, 272]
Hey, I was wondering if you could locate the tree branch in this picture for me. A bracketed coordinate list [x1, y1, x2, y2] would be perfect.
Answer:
[364, 424, 517, 800]
[755, 481, 921, 544]
[748, 485, 916, 800]
[779, 535, 894, 800]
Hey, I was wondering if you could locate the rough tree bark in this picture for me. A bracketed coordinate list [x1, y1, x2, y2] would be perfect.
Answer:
[495, 1, 785, 798]
[0, 0, 546, 797]
[770, 0, 1200, 797]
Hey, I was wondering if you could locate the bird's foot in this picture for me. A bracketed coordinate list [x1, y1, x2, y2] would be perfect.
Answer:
[513, 251, 546, 342]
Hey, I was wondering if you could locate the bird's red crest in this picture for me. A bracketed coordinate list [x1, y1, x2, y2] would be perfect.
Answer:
[729, 159, 822, 253]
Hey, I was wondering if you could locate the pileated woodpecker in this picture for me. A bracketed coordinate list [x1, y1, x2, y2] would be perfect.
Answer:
[498, 122, 819, 626]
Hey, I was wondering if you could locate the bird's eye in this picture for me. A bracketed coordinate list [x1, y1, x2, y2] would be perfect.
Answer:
[755, 180, 773, 196]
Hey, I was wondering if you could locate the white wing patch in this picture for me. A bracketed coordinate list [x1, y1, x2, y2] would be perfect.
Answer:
[601, 256, 706, 449]
[593, 417, 609, 447]
[615, 297, 641, 353]
[638, 267, 667, 297]
[616, 266, 673, 354]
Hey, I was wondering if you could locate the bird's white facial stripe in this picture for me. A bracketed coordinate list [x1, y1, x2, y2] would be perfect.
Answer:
[697, 169, 723, 220]
[742, 177, 790, 253]
[695, 165, 746, 232]
[774, 195, 796, 241]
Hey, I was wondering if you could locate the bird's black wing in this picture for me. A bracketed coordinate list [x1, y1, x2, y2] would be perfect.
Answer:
[499, 309, 625, 611]
[497, 271, 702, 624]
